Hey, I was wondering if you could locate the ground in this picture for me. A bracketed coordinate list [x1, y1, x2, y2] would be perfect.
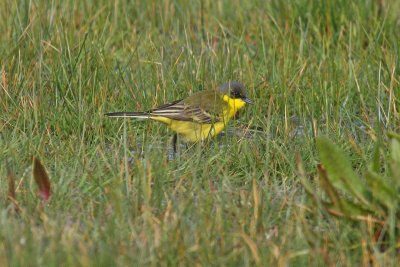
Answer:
[0, 0, 399, 266]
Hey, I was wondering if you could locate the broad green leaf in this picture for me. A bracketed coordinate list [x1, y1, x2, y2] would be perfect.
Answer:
[389, 138, 400, 188]
[317, 164, 344, 214]
[318, 164, 372, 217]
[391, 138, 400, 162]
[316, 137, 370, 206]
[388, 132, 400, 142]
[365, 171, 398, 210]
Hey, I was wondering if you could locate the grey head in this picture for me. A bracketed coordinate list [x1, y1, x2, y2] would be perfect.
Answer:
[219, 81, 252, 104]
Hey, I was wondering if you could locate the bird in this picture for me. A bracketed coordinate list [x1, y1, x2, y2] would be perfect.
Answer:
[106, 81, 252, 150]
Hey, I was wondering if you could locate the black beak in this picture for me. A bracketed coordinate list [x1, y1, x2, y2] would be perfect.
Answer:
[243, 96, 253, 104]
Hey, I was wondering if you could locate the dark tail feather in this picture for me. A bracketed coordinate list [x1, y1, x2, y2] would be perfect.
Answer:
[105, 111, 150, 119]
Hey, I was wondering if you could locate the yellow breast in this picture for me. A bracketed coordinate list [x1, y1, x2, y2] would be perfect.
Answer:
[222, 95, 246, 119]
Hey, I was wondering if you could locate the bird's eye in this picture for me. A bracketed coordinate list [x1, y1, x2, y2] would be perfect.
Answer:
[231, 91, 241, 98]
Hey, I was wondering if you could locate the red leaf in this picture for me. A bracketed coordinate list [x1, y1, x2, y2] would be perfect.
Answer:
[32, 157, 51, 201]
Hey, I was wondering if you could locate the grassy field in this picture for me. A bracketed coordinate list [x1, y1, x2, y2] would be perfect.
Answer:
[1, 0, 399, 266]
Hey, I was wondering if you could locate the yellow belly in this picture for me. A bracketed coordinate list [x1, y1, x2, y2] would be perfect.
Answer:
[151, 96, 246, 142]
[150, 118, 225, 142]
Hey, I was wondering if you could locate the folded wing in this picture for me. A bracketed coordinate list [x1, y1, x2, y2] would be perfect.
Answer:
[149, 90, 225, 124]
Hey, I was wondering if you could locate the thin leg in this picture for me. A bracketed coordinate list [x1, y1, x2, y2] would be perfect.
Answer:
[172, 133, 178, 154]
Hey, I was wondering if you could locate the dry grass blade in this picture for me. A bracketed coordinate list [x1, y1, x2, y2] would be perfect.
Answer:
[240, 231, 261, 265]
[6, 163, 16, 201]
[33, 157, 52, 201]
[6, 162, 20, 213]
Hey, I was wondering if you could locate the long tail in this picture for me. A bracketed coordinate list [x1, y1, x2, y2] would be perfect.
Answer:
[105, 111, 150, 119]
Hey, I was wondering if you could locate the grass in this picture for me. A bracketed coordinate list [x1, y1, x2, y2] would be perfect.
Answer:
[0, 0, 399, 265]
